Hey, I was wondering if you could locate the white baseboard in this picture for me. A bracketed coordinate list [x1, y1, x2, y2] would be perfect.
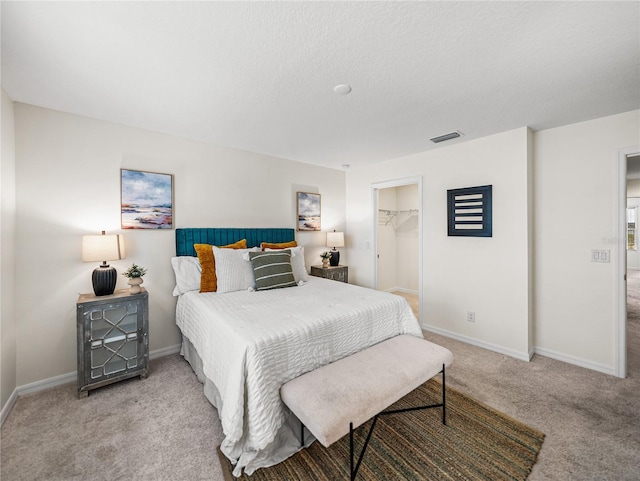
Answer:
[422, 323, 615, 375]
[1, 388, 18, 426]
[1, 371, 76, 427]
[149, 343, 181, 360]
[17, 370, 78, 397]
[0, 343, 182, 427]
[533, 346, 615, 376]
[422, 324, 532, 362]
[384, 287, 419, 295]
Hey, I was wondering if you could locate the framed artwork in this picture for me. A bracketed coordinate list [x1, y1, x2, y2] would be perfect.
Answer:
[447, 185, 492, 237]
[297, 192, 321, 231]
[121, 169, 173, 229]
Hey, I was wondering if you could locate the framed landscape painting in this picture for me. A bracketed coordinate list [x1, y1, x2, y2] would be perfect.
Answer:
[121, 169, 173, 229]
[297, 192, 321, 231]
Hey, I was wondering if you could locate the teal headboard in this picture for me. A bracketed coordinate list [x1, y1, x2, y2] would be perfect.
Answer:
[175, 228, 296, 256]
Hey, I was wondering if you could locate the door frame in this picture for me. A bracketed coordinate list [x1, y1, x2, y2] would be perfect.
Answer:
[372, 176, 423, 324]
[615, 145, 640, 378]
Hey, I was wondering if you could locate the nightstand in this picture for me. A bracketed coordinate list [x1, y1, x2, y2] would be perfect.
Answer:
[310, 265, 348, 283]
[76, 288, 149, 398]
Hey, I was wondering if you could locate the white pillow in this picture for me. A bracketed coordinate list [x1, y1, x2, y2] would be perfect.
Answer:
[266, 246, 309, 283]
[170, 256, 202, 296]
[213, 246, 260, 293]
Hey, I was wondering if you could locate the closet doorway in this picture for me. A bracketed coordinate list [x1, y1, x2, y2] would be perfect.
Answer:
[372, 177, 422, 323]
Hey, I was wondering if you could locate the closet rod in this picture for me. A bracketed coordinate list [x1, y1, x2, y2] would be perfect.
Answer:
[378, 209, 419, 215]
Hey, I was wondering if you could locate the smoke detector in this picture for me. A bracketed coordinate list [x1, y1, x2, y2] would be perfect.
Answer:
[333, 84, 352, 95]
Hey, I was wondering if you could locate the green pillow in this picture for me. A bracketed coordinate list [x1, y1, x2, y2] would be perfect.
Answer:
[249, 251, 297, 291]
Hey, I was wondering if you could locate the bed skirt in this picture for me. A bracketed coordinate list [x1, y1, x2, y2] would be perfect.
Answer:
[179, 334, 315, 476]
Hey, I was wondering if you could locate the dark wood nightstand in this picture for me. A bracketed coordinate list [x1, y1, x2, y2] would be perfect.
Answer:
[310, 265, 348, 283]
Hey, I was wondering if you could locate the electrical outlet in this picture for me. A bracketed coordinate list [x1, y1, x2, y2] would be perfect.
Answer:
[467, 311, 475, 322]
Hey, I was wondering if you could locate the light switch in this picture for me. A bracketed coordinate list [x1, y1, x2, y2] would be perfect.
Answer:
[591, 249, 610, 263]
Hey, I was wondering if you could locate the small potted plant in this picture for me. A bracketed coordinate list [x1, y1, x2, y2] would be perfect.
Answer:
[320, 251, 332, 268]
[122, 263, 147, 294]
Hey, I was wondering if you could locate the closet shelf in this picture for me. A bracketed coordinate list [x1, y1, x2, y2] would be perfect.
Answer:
[378, 209, 418, 226]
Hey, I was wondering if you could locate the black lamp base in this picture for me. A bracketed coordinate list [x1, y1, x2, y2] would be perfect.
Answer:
[329, 249, 340, 267]
[92, 265, 117, 296]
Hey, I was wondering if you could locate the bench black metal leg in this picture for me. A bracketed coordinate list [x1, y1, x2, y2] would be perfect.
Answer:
[348, 364, 447, 480]
[350, 422, 354, 479]
[300, 422, 305, 447]
[350, 415, 379, 481]
[442, 363, 446, 425]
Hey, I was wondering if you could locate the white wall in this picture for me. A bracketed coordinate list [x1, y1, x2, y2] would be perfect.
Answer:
[348, 111, 640, 372]
[347, 127, 532, 360]
[13, 103, 345, 386]
[534, 110, 639, 371]
[8, 102, 639, 392]
[1, 88, 17, 408]
[628, 179, 640, 197]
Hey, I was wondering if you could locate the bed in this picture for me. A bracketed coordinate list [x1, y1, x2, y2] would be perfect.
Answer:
[172, 228, 423, 476]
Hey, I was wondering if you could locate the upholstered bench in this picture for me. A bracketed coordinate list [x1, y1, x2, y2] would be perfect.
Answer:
[280, 334, 454, 480]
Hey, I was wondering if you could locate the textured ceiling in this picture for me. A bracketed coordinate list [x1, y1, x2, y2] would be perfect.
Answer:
[2, 1, 639, 169]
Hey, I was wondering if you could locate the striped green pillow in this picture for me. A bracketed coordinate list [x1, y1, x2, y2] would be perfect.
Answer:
[249, 251, 297, 291]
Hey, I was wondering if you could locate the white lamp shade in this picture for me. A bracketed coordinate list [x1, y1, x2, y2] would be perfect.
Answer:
[82, 234, 125, 262]
[326, 231, 345, 248]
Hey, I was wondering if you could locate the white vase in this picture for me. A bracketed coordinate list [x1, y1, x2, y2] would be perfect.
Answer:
[127, 277, 143, 294]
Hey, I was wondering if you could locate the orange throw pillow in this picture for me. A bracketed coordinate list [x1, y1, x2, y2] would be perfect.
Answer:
[260, 240, 297, 251]
[194, 239, 247, 292]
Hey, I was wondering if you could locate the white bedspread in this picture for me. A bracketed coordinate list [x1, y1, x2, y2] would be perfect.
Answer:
[175, 276, 422, 476]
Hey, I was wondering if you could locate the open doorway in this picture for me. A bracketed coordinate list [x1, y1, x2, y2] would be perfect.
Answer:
[616, 148, 640, 378]
[625, 154, 640, 377]
[372, 177, 422, 323]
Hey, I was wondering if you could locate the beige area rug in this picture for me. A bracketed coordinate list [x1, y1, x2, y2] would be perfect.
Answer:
[218, 379, 545, 481]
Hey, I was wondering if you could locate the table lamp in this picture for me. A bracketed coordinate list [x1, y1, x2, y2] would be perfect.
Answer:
[326, 231, 344, 267]
[82, 231, 125, 296]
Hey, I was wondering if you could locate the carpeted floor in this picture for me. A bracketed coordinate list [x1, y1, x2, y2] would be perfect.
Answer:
[0, 353, 226, 481]
[1, 275, 639, 480]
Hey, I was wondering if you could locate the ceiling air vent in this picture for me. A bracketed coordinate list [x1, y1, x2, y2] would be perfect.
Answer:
[430, 131, 463, 143]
